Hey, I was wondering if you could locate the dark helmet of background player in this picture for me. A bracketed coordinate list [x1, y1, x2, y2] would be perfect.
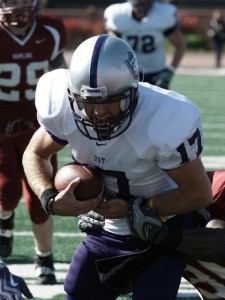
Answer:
[128, 0, 154, 19]
[0, 0, 41, 29]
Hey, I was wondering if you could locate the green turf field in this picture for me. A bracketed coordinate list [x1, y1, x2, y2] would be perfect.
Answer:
[4, 72, 225, 299]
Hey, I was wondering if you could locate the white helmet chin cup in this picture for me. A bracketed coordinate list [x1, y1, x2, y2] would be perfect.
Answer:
[68, 34, 139, 141]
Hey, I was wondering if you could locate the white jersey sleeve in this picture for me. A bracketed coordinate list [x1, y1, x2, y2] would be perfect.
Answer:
[104, 2, 179, 73]
[129, 83, 204, 170]
[35, 69, 74, 144]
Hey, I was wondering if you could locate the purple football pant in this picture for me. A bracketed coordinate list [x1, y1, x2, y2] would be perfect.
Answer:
[64, 231, 186, 300]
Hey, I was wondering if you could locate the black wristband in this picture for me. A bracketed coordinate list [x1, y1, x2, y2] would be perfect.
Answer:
[40, 188, 58, 215]
[159, 227, 183, 249]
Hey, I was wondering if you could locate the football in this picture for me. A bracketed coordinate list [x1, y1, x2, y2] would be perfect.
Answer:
[54, 163, 104, 201]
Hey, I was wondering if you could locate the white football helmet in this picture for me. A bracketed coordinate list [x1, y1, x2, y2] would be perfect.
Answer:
[0, 0, 41, 28]
[68, 34, 139, 141]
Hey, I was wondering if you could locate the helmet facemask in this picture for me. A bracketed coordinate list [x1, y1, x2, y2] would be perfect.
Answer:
[0, 0, 41, 28]
[68, 86, 138, 141]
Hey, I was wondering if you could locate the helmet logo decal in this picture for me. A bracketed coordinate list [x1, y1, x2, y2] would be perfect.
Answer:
[90, 34, 108, 88]
[126, 52, 139, 80]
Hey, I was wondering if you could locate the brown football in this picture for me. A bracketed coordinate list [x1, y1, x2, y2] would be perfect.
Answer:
[54, 163, 104, 201]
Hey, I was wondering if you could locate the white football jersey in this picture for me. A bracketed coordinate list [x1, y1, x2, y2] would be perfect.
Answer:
[36, 69, 204, 235]
[104, 2, 178, 73]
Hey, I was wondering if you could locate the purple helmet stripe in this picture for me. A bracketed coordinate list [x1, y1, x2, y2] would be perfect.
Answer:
[90, 35, 108, 88]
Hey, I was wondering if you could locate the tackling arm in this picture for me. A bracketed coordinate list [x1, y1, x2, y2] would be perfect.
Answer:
[178, 218, 225, 261]
[128, 198, 225, 262]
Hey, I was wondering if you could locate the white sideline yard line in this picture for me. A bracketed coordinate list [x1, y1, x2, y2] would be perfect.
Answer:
[177, 67, 225, 76]
[202, 156, 225, 169]
[14, 231, 85, 237]
[8, 263, 199, 299]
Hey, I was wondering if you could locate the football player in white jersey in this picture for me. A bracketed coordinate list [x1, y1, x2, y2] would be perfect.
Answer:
[104, 0, 186, 89]
[22, 35, 212, 300]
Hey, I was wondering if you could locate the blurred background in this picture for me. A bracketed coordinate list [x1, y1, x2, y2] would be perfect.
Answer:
[41, 0, 225, 50]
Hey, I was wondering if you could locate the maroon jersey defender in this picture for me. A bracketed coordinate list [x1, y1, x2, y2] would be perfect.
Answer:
[184, 170, 225, 300]
[0, 14, 66, 123]
[0, 0, 66, 285]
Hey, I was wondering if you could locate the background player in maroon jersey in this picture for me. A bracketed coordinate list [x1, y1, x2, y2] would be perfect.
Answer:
[0, 0, 67, 285]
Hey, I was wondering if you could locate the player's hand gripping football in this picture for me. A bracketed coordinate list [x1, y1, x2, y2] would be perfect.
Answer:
[0, 263, 33, 299]
[128, 198, 170, 243]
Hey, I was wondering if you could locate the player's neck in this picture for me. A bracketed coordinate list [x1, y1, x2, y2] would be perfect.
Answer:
[3, 23, 30, 38]
[132, 11, 148, 21]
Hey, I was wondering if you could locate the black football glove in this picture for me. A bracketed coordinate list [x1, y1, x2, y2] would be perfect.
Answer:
[0, 263, 33, 299]
[154, 67, 175, 89]
[128, 198, 183, 248]
[78, 210, 105, 233]
[128, 197, 169, 244]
